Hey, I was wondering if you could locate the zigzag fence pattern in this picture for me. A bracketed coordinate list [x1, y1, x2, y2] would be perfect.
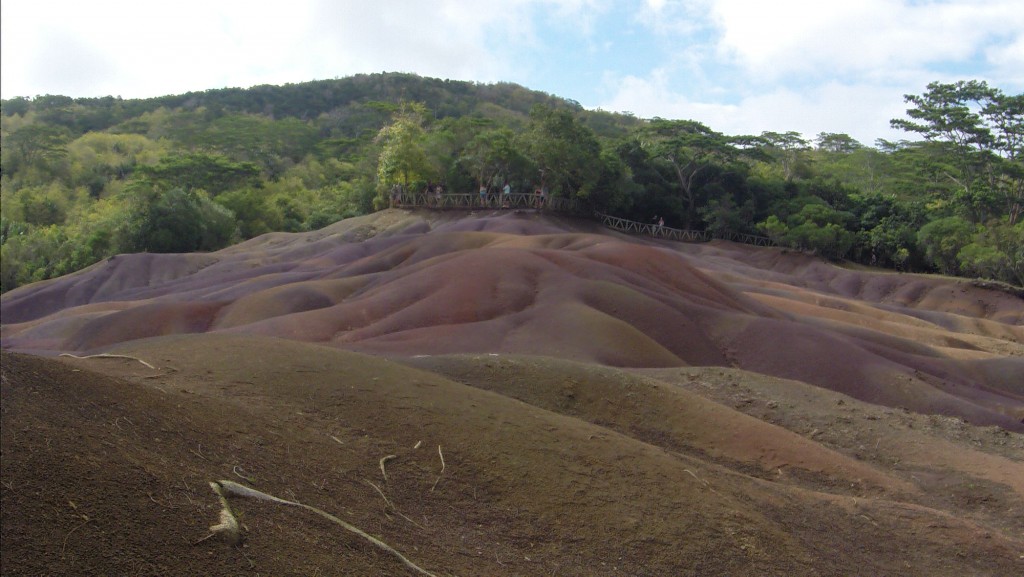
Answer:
[594, 213, 776, 246]
[389, 191, 775, 247]
[391, 192, 589, 214]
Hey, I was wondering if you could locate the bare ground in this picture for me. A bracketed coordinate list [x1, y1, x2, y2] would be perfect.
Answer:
[2, 209, 1023, 575]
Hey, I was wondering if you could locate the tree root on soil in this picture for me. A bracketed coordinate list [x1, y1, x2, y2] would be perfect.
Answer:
[202, 479, 438, 577]
[430, 446, 445, 492]
[365, 479, 425, 530]
[380, 454, 397, 482]
[59, 353, 156, 370]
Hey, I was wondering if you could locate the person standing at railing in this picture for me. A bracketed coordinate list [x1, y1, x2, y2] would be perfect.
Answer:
[479, 184, 488, 208]
[390, 184, 401, 208]
[502, 182, 511, 208]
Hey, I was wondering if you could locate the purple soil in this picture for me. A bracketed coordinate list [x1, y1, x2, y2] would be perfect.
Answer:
[2, 209, 1022, 430]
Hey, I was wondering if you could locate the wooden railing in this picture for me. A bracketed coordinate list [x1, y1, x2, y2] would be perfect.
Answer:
[596, 212, 776, 246]
[391, 191, 589, 214]
[389, 191, 774, 247]
[596, 213, 711, 242]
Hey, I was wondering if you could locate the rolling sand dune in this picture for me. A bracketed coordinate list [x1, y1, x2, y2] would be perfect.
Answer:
[2, 209, 1023, 575]
[3, 209, 1021, 429]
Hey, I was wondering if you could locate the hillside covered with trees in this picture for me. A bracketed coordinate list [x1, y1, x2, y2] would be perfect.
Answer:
[1, 73, 1021, 292]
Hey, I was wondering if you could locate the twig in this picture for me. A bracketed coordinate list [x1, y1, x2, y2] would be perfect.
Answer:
[380, 455, 397, 482]
[212, 480, 438, 576]
[430, 445, 445, 492]
[59, 353, 156, 370]
[61, 518, 90, 558]
[365, 480, 426, 530]
[192, 532, 216, 545]
[684, 469, 708, 486]
[365, 479, 396, 511]
[233, 466, 256, 484]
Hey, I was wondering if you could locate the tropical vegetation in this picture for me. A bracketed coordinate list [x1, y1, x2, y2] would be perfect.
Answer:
[1, 74, 1021, 292]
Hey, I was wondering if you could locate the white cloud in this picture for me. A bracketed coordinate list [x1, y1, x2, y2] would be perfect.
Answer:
[1, 0, 619, 99]
[708, 0, 1024, 82]
[599, 71, 909, 144]
[1, 0, 1018, 147]
[595, 0, 1023, 144]
[303, 2, 509, 82]
[986, 36, 1024, 85]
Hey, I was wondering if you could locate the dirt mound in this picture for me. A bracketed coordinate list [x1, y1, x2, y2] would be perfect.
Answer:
[4, 335, 1023, 576]
[2, 210, 1022, 430]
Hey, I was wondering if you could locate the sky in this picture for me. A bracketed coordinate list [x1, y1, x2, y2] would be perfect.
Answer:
[2, 0, 1022, 146]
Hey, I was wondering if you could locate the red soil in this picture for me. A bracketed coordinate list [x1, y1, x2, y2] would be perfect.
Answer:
[2, 210, 1023, 575]
[3, 209, 1020, 429]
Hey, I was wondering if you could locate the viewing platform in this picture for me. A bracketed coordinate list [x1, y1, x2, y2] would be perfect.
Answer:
[389, 190, 775, 247]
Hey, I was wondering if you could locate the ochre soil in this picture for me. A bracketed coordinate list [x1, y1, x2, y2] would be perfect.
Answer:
[2, 209, 1022, 575]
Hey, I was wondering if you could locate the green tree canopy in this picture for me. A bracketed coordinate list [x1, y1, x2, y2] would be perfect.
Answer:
[523, 105, 602, 199]
[892, 80, 1023, 224]
[641, 119, 740, 229]
[136, 152, 261, 195]
[374, 102, 435, 201]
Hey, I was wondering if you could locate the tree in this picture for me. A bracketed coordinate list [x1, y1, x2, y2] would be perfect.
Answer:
[784, 202, 857, 259]
[523, 105, 602, 199]
[374, 102, 435, 202]
[891, 80, 1024, 224]
[957, 220, 1023, 285]
[137, 152, 261, 195]
[916, 216, 975, 275]
[459, 127, 521, 192]
[984, 93, 1024, 225]
[121, 187, 236, 253]
[1, 123, 70, 177]
[757, 215, 789, 245]
[815, 132, 863, 154]
[760, 131, 810, 181]
[641, 119, 738, 229]
[66, 132, 166, 196]
[188, 113, 320, 177]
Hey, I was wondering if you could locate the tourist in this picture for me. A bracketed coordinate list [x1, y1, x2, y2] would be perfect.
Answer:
[390, 184, 401, 208]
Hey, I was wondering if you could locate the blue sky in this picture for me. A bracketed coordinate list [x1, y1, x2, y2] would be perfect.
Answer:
[2, 0, 1022, 145]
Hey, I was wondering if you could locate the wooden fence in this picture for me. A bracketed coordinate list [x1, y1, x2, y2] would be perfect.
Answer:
[389, 190, 774, 247]
[595, 212, 776, 246]
[392, 191, 589, 214]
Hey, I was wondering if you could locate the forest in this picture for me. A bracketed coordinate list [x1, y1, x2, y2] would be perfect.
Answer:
[1, 73, 1021, 292]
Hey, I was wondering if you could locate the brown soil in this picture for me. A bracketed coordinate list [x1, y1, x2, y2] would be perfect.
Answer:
[2, 209, 1023, 575]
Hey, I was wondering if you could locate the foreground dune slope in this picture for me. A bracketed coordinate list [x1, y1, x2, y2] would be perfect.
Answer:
[3, 335, 1022, 576]
[3, 209, 1024, 575]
